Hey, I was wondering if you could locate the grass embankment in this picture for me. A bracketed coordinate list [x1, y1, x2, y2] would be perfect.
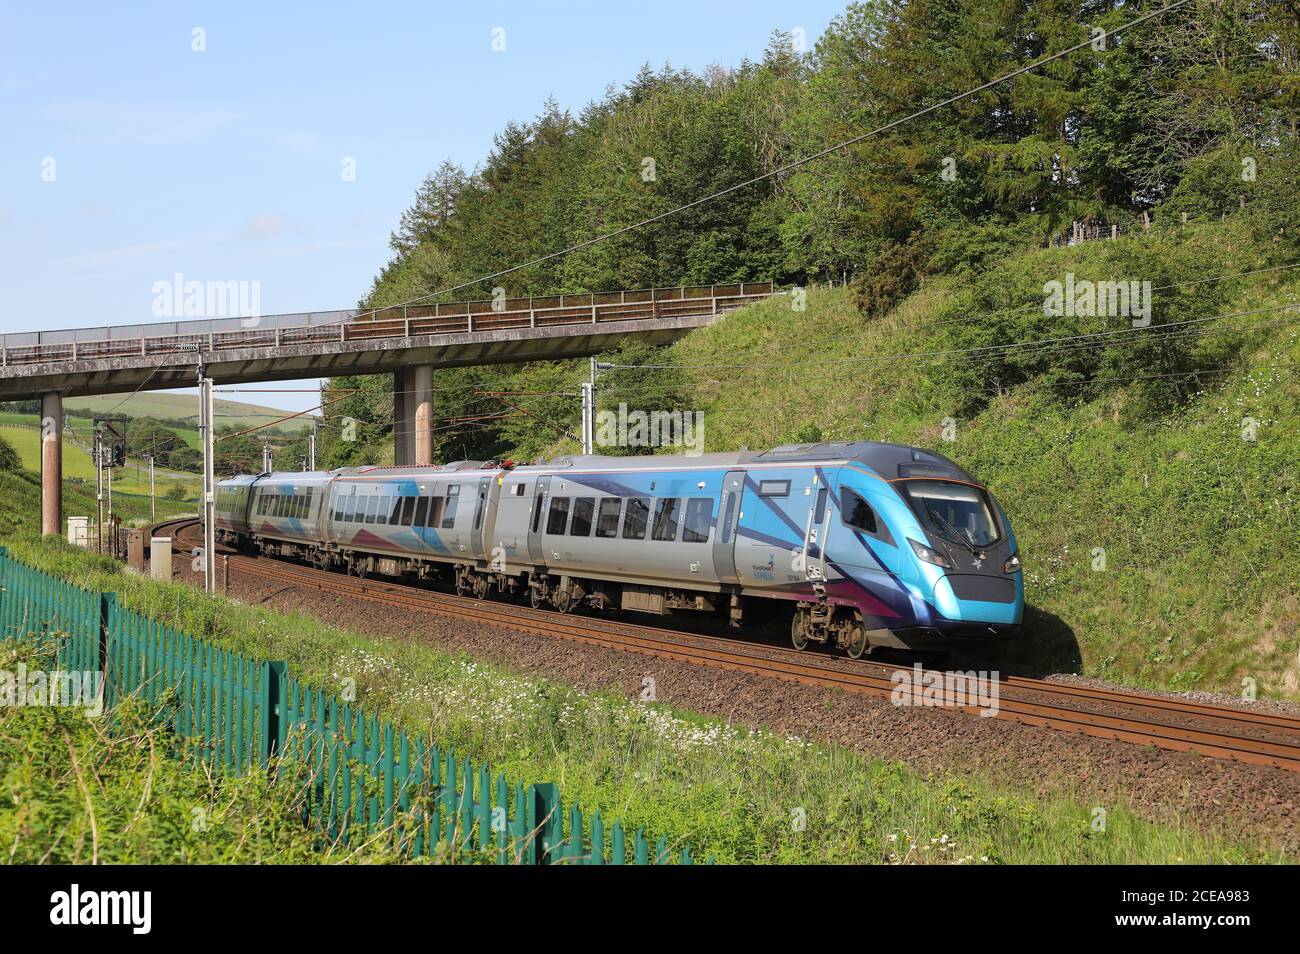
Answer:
[0, 423, 201, 502]
[645, 224, 1298, 698]
[0, 642, 407, 864]
[2, 524, 1283, 864]
[0, 469, 192, 539]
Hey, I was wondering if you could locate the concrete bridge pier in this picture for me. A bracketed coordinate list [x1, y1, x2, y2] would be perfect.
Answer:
[40, 391, 62, 536]
[393, 365, 434, 466]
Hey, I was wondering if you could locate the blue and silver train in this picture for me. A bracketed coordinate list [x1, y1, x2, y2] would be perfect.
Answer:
[215, 441, 1023, 656]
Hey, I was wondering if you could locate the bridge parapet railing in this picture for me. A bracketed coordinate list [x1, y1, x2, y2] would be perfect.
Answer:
[0, 282, 774, 368]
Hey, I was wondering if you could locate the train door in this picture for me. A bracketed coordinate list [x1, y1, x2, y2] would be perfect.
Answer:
[525, 475, 551, 565]
[713, 469, 746, 585]
[802, 477, 834, 583]
[469, 476, 492, 561]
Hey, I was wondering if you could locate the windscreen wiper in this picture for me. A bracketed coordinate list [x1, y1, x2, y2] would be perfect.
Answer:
[928, 508, 980, 555]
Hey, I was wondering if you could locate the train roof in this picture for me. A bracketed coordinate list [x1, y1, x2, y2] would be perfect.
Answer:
[530, 442, 975, 481]
[217, 442, 975, 485]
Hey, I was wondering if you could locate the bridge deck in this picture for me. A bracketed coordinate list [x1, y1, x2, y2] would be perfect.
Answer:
[0, 283, 774, 399]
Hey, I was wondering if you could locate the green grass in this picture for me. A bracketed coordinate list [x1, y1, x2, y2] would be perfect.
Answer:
[65, 394, 311, 433]
[3, 524, 1286, 864]
[0, 640, 413, 863]
[0, 424, 201, 501]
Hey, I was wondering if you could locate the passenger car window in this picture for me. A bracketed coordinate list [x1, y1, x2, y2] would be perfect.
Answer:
[441, 485, 459, 528]
[414, 497, 429, 527]
[595, 498, 622, 538]
[531, 494, 544, 533]
[428, 497, 445, 527]
[546, 497, 570, 535]
[570, 497, 594, 536]
[622, 497, 649, 539]
[841, 489, 878, 533]
[682, 497, 713, 543]
[758, 480, 790, 497]
[401, 496, 417, 525]
[652, 498, 681, 541]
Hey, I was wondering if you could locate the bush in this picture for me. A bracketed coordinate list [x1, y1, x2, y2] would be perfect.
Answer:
[0, 435, 19, 472]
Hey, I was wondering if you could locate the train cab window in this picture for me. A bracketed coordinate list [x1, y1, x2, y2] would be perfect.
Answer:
[530, 494, 545, 533]
[841, 489, 878, 534]
[401, 496, 417, 526]
[570, 497, 594, 536]
[414, 497, 429, 527]
[682, 498, 713, 543]
[546, 497, 570, 535]
[652, 498, 681, 541]
[441, 485, 460, 529]
[622, 497, 650, 539]
[595, 498, 621, 538]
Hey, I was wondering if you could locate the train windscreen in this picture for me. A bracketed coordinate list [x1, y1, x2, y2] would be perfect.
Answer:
[904, 480, 1000, 548]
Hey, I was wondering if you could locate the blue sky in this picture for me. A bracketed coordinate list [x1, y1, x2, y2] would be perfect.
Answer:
[0, 0, 845, 413]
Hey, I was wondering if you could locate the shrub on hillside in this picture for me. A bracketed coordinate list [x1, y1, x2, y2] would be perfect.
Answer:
[0, 434, 19, 472]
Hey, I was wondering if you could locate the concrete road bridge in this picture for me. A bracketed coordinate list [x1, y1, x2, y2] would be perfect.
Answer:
[2, 282, 776, 534]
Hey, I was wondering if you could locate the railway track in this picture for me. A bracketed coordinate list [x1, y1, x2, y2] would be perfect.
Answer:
[154, 517, 1300, 773]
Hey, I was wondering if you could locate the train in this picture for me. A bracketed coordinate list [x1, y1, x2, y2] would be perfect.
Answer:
[214, 441, 1023, 657]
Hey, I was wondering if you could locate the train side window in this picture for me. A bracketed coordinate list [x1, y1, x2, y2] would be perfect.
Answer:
[340, 495, 355, 522]
[841, 489, 877, 533]
[401, 496, 417, 525]
[334, 496, 345, 521]
[682, 497, 713, 543]
[570, 497, 594, 536]
[595, 498, 622, 538]
[720, 493, 736, 544]
[441, 485, 459, 528]
[414, 497, 429, 527]
[546, 497, 570, 535]
[652, 498, 681, 541]
[622, 497, 649, 539]
[388, 496, 403, 525]
[758, 479, 790, 497]
[364, 496, 379, 524]
[428, 497, 445, 527]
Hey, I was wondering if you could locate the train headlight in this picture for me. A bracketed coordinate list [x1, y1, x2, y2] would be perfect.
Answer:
[1003, 552, 1021, 574]
[908, 538, 951, 570]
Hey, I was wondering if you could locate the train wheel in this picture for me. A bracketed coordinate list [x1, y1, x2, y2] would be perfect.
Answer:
[844, 623, 869, 660]
[529, 587, 547, 610]
[455, 572, 472, 598]
[791, 611, 810, 651]
[471, 574, 490, 600]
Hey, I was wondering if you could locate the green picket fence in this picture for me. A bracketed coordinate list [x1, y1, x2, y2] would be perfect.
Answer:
[0, 549, 696, 865]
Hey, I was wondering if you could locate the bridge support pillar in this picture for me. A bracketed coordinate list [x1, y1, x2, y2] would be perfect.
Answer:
[393, 366, 434, 467]
[394, 369, 412, 466]
[40, 391, 62, 536]
[413, 364, 433, 466]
